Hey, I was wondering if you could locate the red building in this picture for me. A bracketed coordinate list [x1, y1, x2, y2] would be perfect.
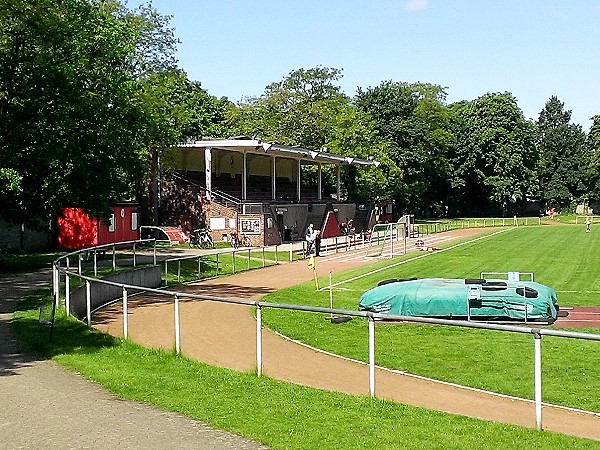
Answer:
[57, 205, 139, 250]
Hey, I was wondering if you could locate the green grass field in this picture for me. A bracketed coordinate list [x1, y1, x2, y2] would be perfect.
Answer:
[262, 225, 600, 412]
[11, 223, 600, 448]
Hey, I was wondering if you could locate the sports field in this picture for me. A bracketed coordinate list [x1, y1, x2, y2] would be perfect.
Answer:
[262, 224, 600, 412]
[14, 223, 600, 448]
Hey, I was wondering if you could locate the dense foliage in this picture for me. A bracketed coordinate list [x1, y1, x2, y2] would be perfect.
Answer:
[1, 1, 599, 226]
[0, 0, 227, 227]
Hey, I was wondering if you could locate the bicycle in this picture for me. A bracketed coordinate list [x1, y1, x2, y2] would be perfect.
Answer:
[188, 228, 214, 249]
[241, 233, 252, 247]
[230, 232, 241, 249]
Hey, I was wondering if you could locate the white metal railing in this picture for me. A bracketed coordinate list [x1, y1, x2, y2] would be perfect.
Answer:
[51, 240, 600, 433]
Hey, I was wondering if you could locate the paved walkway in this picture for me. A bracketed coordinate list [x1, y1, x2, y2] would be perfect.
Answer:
[0, 269, 266, 449]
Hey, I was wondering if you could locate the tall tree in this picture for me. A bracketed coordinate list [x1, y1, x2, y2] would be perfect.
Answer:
[585, 115, 600, 205]
[137, 68, 232, 224]
[355, 81, 454, 215]
[448, 93, 537, 216]
[536, 96, 590, 209]
[230, 67, 390, 201]
[0, 0, 180, 226]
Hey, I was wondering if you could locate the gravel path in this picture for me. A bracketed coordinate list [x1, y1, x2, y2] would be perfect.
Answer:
[0, 269, 266, 450]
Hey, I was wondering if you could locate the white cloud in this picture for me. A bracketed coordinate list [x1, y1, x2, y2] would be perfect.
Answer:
[404, 0, 428, 11]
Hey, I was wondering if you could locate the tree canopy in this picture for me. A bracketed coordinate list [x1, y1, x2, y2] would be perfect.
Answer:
[0, 0, 227, 226]
[2, 0, 600, 228]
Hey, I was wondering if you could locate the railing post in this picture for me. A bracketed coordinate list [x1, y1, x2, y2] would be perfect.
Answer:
[290, 242, 293, 262]
[164, 260, 168, 286]
[93, 250, 97, 277]
[78, 253, 82, 275]
[198, 256, 202, 279]
[52, 263, 59, 308]
[123, 286, 128, 338]
[216, 253, 220, 276]
[177, 260, 181, 283]
[256, 304, 262, 377]
[533, 330, 543, 431]
[86, 280, 91, 326]
[247, 249, 251, 271]
[368, 315, 375, 398]
[65, 258, 70, 315]
[174, 294, 180, 353]
[133, 242, 137, 267]
[262, 247, 265, 267]
[232, 251, 236, 274]
[275, 245, 278, 264]
[153, 239, 157, 265]
[112, 244, 116, 271]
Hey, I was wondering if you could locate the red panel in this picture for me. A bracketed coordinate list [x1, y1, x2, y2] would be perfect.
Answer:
[321, 211, 340, 238]
[57, 208, 98, 250]
[97, 206, 139, 245]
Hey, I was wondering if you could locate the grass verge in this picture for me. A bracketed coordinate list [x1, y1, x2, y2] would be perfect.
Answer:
[262, 225, 600, 412]
[11, 287, 599, 449]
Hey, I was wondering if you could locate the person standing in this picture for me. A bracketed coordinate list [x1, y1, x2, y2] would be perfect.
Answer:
[305, 223, 315, 256]
[314, 229, 321, 256]
[585, 215, 592, 233]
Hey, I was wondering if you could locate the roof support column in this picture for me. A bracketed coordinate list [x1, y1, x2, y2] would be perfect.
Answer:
[242, 151, 247, 201]
[317, 163, 322, 201]
[271, 156, 276, 201]
[205, 147, 212, 201]
[296, 159, 301, 201]
[336, 164, 341, 201]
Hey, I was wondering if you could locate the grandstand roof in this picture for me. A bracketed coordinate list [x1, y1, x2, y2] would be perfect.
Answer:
[178, 139, 380, 167]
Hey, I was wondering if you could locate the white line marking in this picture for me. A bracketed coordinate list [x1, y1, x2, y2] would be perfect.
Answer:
[331, 227, 516, 289]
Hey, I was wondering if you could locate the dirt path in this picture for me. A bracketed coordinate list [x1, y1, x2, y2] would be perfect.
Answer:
[94, 229, 600, 442]
[0, 270, 266, 450]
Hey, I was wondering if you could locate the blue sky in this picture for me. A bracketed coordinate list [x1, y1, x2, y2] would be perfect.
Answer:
[146, 0, 600, 131]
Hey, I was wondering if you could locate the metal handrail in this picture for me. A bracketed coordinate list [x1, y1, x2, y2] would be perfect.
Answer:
[52, 239, 600, 432]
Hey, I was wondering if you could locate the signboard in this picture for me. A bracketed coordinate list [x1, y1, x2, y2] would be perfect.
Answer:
[240, 217, 261, 235]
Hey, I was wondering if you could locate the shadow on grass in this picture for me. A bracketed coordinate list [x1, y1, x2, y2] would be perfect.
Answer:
[9, 288, 119, 365]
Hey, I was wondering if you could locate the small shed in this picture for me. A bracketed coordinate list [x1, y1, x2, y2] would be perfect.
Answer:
[57, 205, 139, 250]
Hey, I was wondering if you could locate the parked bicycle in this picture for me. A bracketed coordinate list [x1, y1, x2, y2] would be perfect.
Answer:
[230, 232, 252, 249]
[188, 228, 214, 249]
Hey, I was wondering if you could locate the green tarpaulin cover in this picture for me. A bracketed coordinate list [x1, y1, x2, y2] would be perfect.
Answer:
[358, 278, 558, 322]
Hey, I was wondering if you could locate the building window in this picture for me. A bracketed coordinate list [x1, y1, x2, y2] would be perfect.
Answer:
[131, 212, 138, 231]
[108, 214, 115, 232]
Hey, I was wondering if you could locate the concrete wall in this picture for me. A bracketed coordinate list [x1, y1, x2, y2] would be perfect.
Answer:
[0, 220, 52, 252]
[69, 266, 162, 320]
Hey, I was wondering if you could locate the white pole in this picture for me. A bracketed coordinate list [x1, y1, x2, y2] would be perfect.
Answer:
[86, 280, 91, 326]
[112, 245, 116, 271]
[174, 294, 180, 353]
[93, 250, 97, 277]
[78, 254, 82, 275]
[123, 286, 128, 339]
[53, 264, 59, 308]
[256, 305, 262, 377]
[290, 242, 293, 262]
[534, 332, 542, 431]
[153, 240, 157, 265]
[133, 242, 137, 267]
[65, 271, 70, 315]
[368, 316, 375, 397]
[329, 271, 333, 320]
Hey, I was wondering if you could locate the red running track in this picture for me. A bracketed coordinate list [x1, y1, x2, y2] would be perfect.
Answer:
[554, 307, 600, 328]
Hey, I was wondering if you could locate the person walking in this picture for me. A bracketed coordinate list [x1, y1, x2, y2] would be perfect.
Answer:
[585, 215, 592, 233]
